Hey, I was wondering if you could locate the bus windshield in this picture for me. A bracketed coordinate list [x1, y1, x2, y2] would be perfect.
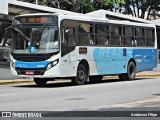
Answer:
[12, 26, 59, 53]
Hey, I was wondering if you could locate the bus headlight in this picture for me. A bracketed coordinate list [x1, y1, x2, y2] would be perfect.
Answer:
[11, 61, 16, 70]
[46, 59, 59, 70]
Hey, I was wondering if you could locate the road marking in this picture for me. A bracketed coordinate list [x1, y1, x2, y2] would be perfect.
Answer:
[78, 97, 160, 111]
[111, 97, 160, 108]
[0, 93, 17, 97]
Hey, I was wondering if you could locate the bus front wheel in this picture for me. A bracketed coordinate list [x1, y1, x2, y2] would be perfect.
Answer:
[71, 64, 88, 85]
[34, 78, 48, 87]
[118, 61, 136, 81]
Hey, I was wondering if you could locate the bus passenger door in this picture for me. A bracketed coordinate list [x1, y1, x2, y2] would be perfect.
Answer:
[61, 27, 76, 77]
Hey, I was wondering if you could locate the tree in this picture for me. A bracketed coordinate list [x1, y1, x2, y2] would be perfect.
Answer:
[124, 0, 160, 20]
[81, 0, 95, 13]
[91, 0, 125, 13]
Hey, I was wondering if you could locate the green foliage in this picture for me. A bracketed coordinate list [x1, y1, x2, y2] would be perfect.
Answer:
[98, 0, 125, 13]
[83, 0, 95, 13]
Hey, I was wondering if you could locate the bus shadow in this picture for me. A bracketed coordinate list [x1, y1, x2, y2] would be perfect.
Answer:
[13, 77, 153, 88]
[102, 77, 152, 83]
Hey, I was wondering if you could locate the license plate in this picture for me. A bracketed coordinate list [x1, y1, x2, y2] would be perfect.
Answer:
[25, 71, 34, 75]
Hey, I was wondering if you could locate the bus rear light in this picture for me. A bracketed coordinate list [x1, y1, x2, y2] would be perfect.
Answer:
[46, 59, 59, 70]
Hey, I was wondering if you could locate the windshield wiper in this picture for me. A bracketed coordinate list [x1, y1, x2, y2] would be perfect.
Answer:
[13, 28, 31, 41]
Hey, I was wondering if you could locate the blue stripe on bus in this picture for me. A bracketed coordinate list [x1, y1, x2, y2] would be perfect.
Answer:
[93, 48, 157, 75]
[15, 61, 50, 69]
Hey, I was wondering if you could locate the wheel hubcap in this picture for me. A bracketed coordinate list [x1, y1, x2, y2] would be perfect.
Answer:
[78, 70, 85, 81]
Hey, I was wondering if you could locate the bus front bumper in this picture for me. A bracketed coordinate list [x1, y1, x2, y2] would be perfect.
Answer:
[10, 64, 61, 78]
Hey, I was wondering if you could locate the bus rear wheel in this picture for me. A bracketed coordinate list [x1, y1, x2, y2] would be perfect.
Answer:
[71, 64, 88, 85]
[118, 61, 136, 81]
[34, 78, 48, 87]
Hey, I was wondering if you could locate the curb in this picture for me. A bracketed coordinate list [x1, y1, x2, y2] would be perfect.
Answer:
[0, 79, 33, 85]
[136, 74, 160, 77]
[104, 74, 160, 78]
[0, 74, 160, 85]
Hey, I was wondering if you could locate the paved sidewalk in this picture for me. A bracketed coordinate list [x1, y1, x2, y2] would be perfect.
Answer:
[136, 70, 160, 77]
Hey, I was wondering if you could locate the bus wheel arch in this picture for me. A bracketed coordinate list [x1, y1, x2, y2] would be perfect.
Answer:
[118, 59, 136, 81]
[71, 59, 89, 85]
[128, 58, 136, 69]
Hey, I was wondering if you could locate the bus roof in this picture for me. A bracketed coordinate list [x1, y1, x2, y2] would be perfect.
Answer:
[14, 13, 156, 28]
[86, 9, 152, 24]
[151, 19, 160, 27]
[59, 14, 156, 28]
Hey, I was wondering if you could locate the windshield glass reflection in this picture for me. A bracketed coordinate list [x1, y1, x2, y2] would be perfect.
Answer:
[12, 26, 59, 53]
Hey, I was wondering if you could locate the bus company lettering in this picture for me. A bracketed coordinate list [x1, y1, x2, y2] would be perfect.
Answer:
[91, 19, 109, 23]
[97, 48, 123, 58]
[16, 63, 27, 68]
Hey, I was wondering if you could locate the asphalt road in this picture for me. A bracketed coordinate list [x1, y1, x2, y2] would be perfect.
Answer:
[0, 77, 160, 113]
[0, 63, 23, 80]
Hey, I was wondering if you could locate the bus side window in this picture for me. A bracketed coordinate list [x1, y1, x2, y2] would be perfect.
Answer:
[62, 27, 75, 45]
[123, 27, 133, 46]
[66, 27, 76, 46]
[135, 28, 145, 46]
[110, 25, 121, 46]
[95, 24, 110, 46]
[78, 23, 94, 45]
[146, 28, 155, 47]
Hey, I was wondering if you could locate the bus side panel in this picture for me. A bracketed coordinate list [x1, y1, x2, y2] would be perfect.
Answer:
[132, 48, 157, 72]
[93, 48, 128, 75]
[60, 47, 157, 77]
[93, 48, 157, 75]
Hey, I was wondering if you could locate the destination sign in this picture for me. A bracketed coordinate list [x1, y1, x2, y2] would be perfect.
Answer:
[21, 17, 48, 23]
[14, 16, 57, 24]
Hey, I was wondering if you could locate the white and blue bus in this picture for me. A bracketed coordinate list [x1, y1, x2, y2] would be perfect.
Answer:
[10, 13, 157, 86]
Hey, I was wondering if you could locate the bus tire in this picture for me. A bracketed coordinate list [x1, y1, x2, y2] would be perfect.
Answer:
[71, 64, 88, 85]
[89, 76, 103, 83]
[118, 61, 136, 80]
[34, 78, 47, 87]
